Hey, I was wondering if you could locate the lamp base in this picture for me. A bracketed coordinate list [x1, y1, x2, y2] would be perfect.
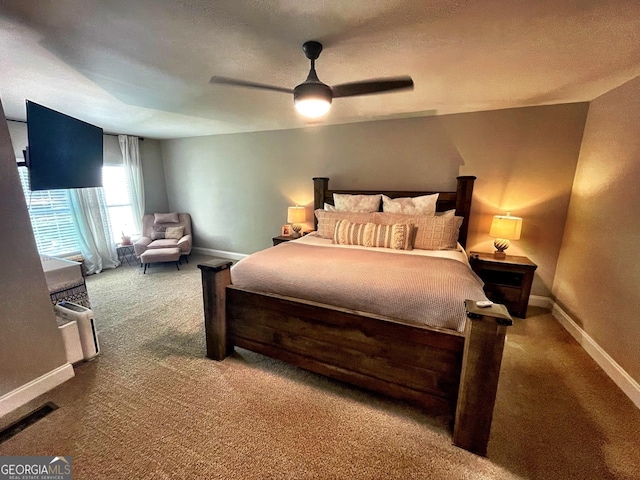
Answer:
[290, 224, 302, 239]
[493, 238, 510, 259]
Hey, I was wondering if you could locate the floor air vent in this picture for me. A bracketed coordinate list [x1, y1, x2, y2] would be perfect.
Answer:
[0, 402, 59, 444]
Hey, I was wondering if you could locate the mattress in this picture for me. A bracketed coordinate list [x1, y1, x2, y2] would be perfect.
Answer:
[40, 255, 91, 308]
[41, 255, 82, 291]
[231, 234, 488, 332]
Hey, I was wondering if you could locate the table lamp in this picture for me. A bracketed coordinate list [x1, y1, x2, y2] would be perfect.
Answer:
[489, 212, 522, 258]
[287, 206, 306, 238]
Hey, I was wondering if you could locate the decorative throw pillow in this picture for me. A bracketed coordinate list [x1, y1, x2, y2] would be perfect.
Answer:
[151, 226, 166, 240]
[333, 193, 382, 213]
[333, 220, 369, 246]
[154, 212, 179, 224]
[314, 210, 376, 239]
[374, 212, 463, 250]
[333, 220, 413, 250]
[165, 226, 184, 240]
[381, 193, 439, 215]
[368, 222, 413, 250]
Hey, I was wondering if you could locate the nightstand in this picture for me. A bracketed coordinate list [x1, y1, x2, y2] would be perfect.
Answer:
[469, 251, 537, 318]
[272, 235, 293, 246]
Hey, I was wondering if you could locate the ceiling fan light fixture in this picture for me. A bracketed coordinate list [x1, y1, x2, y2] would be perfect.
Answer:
[294, 82, 332, 118]
[294, 98, 331, 118]
[210, 41, 413, 119]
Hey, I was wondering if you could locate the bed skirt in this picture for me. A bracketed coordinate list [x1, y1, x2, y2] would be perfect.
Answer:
[48, 280, 91, 308]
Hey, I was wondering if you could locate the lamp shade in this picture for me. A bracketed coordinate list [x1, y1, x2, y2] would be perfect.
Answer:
[287, 206, 306, 224]
[489, 213, 522, 240]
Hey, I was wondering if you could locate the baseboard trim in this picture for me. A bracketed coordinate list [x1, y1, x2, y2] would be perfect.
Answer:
[529, 295, 553, 309]
[192, 247, 248, 262]
[0, 364, 74, 417]
[549, 301, 640, 409]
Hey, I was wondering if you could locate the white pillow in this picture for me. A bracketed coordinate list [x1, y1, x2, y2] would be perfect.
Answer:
[333, 193, 381, 213]
[437, 209, 456, 217]
[382, 193, 439, 215]
[323, 203, 336, 211]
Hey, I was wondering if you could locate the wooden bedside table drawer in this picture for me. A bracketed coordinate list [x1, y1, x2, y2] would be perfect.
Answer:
[483, 284, 522, 306]
[478, 269, 526, 288]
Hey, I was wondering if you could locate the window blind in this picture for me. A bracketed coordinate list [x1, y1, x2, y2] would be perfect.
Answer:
[18, 166, 80, 256]
[18, 165, 136, 256]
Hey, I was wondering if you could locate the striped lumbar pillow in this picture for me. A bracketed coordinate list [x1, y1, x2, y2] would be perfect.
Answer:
[333, 220, 413, 250]
[368, 222, 413, 250]
[333, 219, 370, 246]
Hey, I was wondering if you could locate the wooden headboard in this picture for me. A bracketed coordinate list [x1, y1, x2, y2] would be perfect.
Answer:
[312, 176, 476, 249]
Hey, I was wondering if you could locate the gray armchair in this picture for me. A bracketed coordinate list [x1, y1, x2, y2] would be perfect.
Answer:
[134, 213, 192, 261]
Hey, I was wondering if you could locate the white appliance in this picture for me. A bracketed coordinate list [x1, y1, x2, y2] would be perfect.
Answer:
[54, 301, 100, 361]
[56, 317, 84, 364]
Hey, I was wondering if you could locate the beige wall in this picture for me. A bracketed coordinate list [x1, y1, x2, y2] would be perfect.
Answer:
[7, 120, 27, 158]
[161, 103, 588, 297]
[139, 138, 169, 215]
[0, 102, 68, 397]
[441, 105, 588, 296]
[553, 76, 640, 383]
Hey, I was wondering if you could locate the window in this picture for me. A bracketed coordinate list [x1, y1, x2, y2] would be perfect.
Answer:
[18, 166, 81, 257]
[18, 164, 136, 257]
[102, 165, 136, 240]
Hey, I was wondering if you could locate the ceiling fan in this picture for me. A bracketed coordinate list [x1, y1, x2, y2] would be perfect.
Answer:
[210, 41, 414, 118]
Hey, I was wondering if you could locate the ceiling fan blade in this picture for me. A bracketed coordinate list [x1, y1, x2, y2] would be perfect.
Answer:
[210, 76, 294, 94]
[332, 76, 414, 98]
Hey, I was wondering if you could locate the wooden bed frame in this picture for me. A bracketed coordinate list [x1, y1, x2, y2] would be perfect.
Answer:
[198, 176, 512, 456]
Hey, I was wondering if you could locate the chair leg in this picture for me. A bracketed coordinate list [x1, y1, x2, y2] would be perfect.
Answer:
[175, 262, 180, 270]
[183, 255, 189, 264]
[143, 263, 148, 274]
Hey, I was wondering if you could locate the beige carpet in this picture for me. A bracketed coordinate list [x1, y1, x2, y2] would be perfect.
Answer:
[1, 254, 639, 479]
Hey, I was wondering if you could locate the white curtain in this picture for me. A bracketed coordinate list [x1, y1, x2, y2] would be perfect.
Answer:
[67, 188, 120, 275]
[119, 135, 145, 235]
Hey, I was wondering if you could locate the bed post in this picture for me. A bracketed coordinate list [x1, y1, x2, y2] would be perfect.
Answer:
[455, 176, 476, 250]
[313, 177, 329, 230]
[198, 259, 234, 360]
[453, 299, 512, 456]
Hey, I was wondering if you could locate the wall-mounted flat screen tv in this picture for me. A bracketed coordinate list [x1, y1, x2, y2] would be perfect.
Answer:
[26, 100, 104, 191]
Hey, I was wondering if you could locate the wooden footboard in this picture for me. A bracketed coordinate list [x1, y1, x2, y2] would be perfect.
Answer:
[199, 260, 512, 456]
[227, 286, 464, 415]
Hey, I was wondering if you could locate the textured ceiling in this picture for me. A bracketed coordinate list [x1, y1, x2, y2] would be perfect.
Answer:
[1, 0, 639, 139]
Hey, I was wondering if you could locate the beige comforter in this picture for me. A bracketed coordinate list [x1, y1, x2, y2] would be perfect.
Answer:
[231, 242, 488, 332]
